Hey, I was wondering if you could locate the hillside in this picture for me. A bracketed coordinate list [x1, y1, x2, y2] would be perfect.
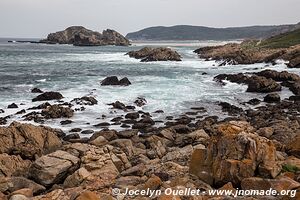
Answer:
[258, 28, 300, 48]
[126, 23, 300, 41]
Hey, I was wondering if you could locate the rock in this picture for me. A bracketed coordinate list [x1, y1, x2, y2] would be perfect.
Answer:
[0, 122, 62, 159]
[60, 120, 73, 125]
[10, 188, 33, 198]
[81, 130, 94, 135]
[116, 129, 138, 139]
[246, 75, 282, 93]
[287, 135, 300, 158]
[109, 139, 135, 158]
[247, 98, 261, 105]
[109, 101, 126, 110]
[32, 92, 63, 102]
[241, 176, 300, 191]
[119, 77, 132, 86]
[0, 109, 4, 113]
[40, 26, 130, 46]
[194, 42, 291, 65]
[263, 93, 281, 103]
[219, 102, 243, 116]
[70, 128, 82, 132]
[71, 96, 98, 105]
[101, 76, 119, 85]
[288, 56, 300, 68]
[215, 73, 282, 93]
[75, 191, 101, 200]
[0, 154, 31, 177]
[127, 47, 182, 62]
[63, 167, 91, 188]
[189, 121, 281, 187]
[89, 136, 108, 147]
[134, 97, 147, 107]
[90, 130, 117, 141]
[41, 105, 74, 119]
[31, 88, 43, 93]
[9, 195, 29, 200]
[0, 177, 45, 195]
[15, 109, 26, 115]
[255, 69, 300, 82]
[63, 133, 80, 141]
[125, 112, 139, 120]
[30, 150, 80, 186]
[94, 122, 110, 127]
[101, 76, 131, 86]
[8, 103, 18, 109]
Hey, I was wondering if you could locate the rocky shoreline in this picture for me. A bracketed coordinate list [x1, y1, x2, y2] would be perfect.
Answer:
[1, 67, 300, 199]
[194, 41, 300, 68]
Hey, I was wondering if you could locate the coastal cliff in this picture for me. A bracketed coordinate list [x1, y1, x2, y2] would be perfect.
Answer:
[40, 26, 130, 46]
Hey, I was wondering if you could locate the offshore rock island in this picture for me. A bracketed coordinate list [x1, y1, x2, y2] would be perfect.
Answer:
[39, 26, 130, 46]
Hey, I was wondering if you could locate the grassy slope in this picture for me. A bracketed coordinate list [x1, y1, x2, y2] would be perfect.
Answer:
[259, 28, 300, 48]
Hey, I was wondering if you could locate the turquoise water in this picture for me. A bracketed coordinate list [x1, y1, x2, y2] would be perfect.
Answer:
[0, 40, 296, 132]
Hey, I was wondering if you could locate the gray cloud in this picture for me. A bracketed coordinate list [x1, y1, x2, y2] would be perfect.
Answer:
[0, 0, 299, 38]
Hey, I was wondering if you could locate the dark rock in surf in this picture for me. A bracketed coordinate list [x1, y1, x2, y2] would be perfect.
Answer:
[8, 103, 18, 109]
[101, 76, 131, 86]
[264, 93, 281, 103]
[32, 92, 63, 102]
[31, 88, 44, 93]
[134, 97, 147, 107]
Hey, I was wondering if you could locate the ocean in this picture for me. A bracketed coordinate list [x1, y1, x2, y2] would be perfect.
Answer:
[0, 39, 296, 134]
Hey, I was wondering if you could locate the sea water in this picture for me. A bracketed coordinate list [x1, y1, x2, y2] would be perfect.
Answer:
[0, 39, 297, 133]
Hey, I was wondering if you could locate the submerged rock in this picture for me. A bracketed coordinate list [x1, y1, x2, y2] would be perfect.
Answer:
[40, 26, 130, 46]
[71, 96, 98, 105]
[127, 47, 182, 62]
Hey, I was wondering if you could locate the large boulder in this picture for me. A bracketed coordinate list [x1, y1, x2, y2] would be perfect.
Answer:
[32, 92, 63, 102]
[0, 154, 31, 177]
[40, 26, 130, 46]
[127, 47, 182, 62]
[0, 122, 62, 159]
[30, 150, 80, 186]
[189, 121, 281, 187]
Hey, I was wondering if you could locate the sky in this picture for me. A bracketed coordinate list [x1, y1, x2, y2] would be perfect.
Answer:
[0, 0, 299, 38]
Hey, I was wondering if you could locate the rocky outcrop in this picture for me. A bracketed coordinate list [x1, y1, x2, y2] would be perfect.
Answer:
[32, 91, 63, 102]
[127, 47, 182, 62]
[0, 122, 62, 159]
[189, 121, 281, 187]
[40, 26, 130, 46]
[100, 76, 131, 86]
[215, 73, 282, 93]
[194, 41, 300, 67]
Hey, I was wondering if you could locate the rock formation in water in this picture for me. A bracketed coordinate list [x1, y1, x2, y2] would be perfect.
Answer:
[127, 47, 182, 62]
[40, 26, 130, 46]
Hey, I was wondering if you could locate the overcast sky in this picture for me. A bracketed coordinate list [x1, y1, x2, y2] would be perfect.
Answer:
[0, 0, 299, 38]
